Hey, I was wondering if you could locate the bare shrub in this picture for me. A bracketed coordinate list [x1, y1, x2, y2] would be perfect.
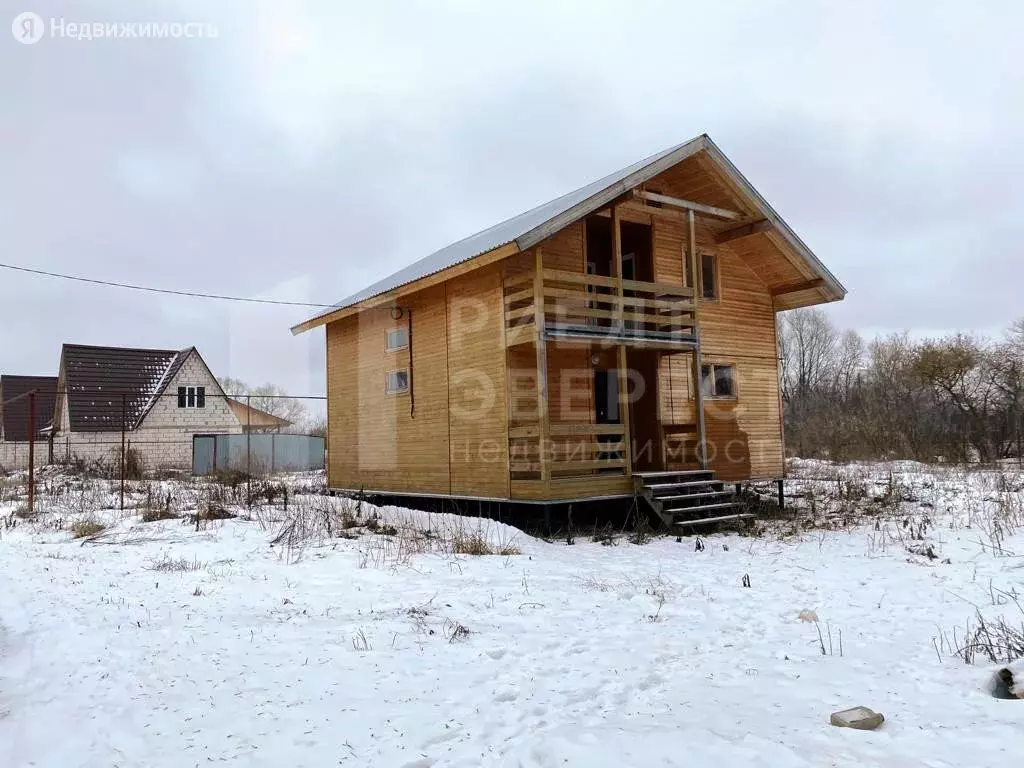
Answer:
[140, 485, 180, 522]
[938, 611, 1024, 665]
[271, 495, 360, 563]
[628, 508, 653, 545]
[443, 618, 471, 643]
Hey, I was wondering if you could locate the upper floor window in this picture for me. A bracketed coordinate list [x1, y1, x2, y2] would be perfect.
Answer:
[177, 386, 206, 408]
[385, 370, 409, 395]
[386, 327, 409, 352]
[685, 251, 720, 300]
[701, 253, 719, 299]
[700, 364, 736, 399]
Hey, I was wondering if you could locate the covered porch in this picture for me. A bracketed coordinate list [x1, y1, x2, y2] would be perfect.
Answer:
[503, 202, 711, 502]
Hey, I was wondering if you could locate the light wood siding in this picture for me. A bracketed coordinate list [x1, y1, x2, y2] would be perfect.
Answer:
[326, 286, 450, 494]
[645, 176, 784, 481]
[326, 268, 512, 497]
[540, 221, 585, 272]
[446, 266, 510, 498]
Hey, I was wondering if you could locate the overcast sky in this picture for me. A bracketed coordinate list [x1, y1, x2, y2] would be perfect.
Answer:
[2, 0, 1022, 398]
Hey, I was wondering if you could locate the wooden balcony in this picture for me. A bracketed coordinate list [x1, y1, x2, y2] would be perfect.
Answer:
[504, 268, 697, 349]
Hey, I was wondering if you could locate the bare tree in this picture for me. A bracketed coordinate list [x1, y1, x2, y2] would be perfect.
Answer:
[778, 308, 839, 404]
[217, 378, 310, 431]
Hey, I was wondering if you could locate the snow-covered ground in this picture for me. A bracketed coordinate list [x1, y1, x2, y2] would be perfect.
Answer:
[1, 462, 1023, 767]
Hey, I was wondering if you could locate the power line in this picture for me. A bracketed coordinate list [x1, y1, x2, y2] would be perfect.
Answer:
[0, 261, 337, 309]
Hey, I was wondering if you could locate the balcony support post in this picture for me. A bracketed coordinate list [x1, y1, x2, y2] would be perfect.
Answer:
[533, 246, 551, 483]
[687, 209, 708, 469]
[616, 344, 633, 477]
[612, 204, 624, 330]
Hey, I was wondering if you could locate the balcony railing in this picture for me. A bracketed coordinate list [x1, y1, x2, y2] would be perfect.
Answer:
[508, 422, 626, 480]
[504, 269, 696, 347]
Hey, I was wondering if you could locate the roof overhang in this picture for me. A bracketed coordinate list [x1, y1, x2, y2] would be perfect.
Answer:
[291, 241, 520, 334]
[291, 134, 846, 334]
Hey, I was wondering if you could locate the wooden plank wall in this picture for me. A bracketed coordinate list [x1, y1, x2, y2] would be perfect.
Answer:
[446, 266, 510, 498]
[326, 267, 511, 497]
[326, 286, 450, 493]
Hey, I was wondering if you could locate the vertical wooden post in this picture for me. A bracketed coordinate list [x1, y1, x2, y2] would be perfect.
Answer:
[612, 205, 624, 329]
[532, 247, 550, 483]
[617, 345, 632, 477]
[28, 391, 35, 514]
[687, 209, 708, 469]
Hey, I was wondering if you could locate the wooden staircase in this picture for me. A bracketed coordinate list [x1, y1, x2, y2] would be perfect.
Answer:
[633, 470, 754, 530]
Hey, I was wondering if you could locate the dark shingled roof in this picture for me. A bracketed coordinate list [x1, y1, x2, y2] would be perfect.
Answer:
[60, 344, 190, 432]
[1, 375, 58, 441]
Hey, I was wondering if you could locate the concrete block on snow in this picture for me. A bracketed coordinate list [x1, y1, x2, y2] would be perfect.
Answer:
[830, 707, 884, 730]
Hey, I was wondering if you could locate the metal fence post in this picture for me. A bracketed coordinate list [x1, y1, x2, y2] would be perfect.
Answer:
[246, 394, 252, 508]
[28, 390, 35, 514]
[120, 392, 126, 511]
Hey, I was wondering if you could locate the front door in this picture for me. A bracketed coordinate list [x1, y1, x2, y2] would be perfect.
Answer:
[593, 368, 625, 469]
[626, 349, 662, 472]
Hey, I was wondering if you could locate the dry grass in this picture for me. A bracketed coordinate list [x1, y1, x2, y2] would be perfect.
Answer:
[452, 531, 494, 555]
[146, 554, 206, 572]
[70, 517, 106, 539]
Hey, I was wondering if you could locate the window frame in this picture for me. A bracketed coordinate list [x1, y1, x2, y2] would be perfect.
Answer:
[700, 363, 738, 400]
[385, 327, 409, 352]
[177, 385, 207, 409]
[683, 249, 721, 301]
[700, 252, 720, 301]
[385, 369, 410, 395]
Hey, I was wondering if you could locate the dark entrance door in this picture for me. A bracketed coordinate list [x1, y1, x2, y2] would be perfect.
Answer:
[626, 348, 662, 472]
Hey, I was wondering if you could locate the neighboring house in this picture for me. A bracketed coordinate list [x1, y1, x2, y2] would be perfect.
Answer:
[0, 375, 58, 469]
[291, 134, 847, 526]
[50, 344, 243, 469]
[227, 397, 292, 433]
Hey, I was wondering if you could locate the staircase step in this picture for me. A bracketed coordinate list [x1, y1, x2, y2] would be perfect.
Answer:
[673, 512, 755, 527]
[659, 490, 734, 503]
[647, 480, 723, 492]
[636, 470, 713, 480]
[671, 502, 739, 517]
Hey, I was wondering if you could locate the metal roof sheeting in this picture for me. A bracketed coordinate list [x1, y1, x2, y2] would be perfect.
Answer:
[294, 134, 845, 331]
[0, 375, 58, 441]
[59, 344, 186, 432]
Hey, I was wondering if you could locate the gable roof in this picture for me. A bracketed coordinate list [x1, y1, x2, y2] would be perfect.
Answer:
[58, 344, 191, 432]
[292, 133, 846, 334]
[0, 375, 58, 441]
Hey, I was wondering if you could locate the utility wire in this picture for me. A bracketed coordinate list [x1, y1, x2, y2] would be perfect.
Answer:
[0, 261, 336, 309]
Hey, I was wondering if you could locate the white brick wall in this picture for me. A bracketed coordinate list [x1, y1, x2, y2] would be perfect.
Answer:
[0, 440, 50, 470]
[48, 352, 243, 471]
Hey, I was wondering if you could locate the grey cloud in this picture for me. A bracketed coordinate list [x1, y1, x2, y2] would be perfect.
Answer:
[2, 0, 1022, 397]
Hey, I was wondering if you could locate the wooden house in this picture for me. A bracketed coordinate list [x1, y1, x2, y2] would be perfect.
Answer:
[293, 135, 846, 527]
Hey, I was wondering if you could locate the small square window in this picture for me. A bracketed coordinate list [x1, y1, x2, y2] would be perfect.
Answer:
[386, 328, 408, 352]
[178, 386, 205, 408]
[385, 370, 409, 394]
[700, 363, 737, 399]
